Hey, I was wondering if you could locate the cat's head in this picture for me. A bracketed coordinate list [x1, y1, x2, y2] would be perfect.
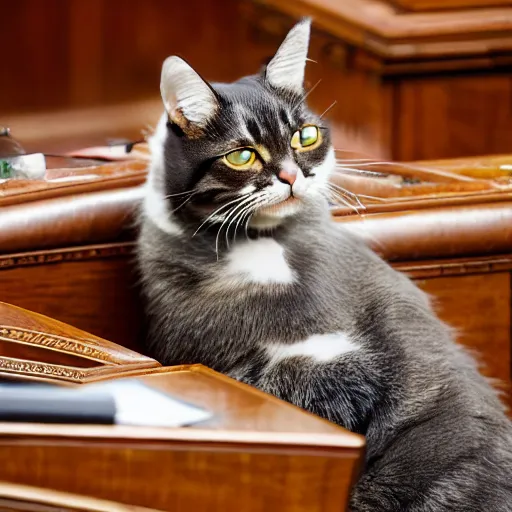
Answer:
[147, 19, 334, 235]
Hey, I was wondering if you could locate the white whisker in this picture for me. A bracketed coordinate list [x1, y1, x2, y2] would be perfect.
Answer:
[335, 158, 376, 163]
[319, 100, 337, 120]
[327, 185, 361, 215]
[336, 161, 390, 168]
[329, 183, 366, 210]
[215, 194, 262, 257]
[192, 194, 251, 238]
[170, 193, 196, 214]
[232, 192, 270, 243]
[223, 194, 266, 249]
[164, 190, 195, 199]
[236, 193, 272, 240]
[292, 79, 322, 113]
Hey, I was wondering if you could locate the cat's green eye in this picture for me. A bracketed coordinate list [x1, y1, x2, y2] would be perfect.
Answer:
[224, 148, 256, 169]
[291, 125, 321, 151]
[300, 126, 319, 147]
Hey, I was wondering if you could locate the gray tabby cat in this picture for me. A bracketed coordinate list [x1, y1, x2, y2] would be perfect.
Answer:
[137, 19, 512, 511]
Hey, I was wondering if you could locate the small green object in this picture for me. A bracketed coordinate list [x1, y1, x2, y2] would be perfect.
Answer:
[0, 160, 13, 179]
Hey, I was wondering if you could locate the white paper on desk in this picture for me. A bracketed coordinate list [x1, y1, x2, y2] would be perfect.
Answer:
[78, 380, 212, 428]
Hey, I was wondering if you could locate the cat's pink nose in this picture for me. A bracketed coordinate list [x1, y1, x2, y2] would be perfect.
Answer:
[278, 168, 297, 186]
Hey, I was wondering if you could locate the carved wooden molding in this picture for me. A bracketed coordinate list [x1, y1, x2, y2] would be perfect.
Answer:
[249, 0, 512, 66]
[0, 243, 135, 270]
[0, 356, 89, 382]
[0, 326, 134, 365]
[0, 302, 160, 384]
[0, 354, 160, 384]
[389, 0, 512, 11]
[394, 254, 512, 278]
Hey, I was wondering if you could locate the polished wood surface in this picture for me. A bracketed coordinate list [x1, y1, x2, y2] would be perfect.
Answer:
[2, 0, 253, 115]
[0, 302, 365, 512]
[252, 0, 512, 61]
[396, 76, 512, 161]
[0, 303, 364, 510]
[0, 252, 144, 351]
[0, 431, 360, 512]
[418, 273, 511, 389]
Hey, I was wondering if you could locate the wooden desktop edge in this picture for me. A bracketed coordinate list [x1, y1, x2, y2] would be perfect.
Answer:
[0, 365, 365, 451]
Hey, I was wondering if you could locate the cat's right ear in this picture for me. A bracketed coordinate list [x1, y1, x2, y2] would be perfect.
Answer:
[265, 18, 311, 94]
[160, 56, 219, 134]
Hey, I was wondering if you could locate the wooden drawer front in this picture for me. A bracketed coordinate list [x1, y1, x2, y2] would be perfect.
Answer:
[415, 273, 511, 390]
[0, 254, 142, 352]
[397, 75, 512, 160]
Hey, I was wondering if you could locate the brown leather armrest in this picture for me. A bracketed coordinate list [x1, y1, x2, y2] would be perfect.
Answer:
[0, 187, 143, 255]
[2, 149, 512, 262]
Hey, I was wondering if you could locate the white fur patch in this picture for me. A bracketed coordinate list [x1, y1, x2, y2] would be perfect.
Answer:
[310, 146, 335, 186]
[144, 114, 184, 236]
[224, 238, 295, 285]
[240, 184, 257, 195]
[148, 114, 167, 173]
[266, 332, 359, 364]
[143, 183, 184, 236]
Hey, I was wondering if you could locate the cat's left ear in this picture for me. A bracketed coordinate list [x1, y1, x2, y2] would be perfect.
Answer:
[265, 18, 311, 94]
[160, 56, 219, 133]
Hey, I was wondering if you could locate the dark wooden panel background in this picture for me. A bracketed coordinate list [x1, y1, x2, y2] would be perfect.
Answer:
[2, 1, 511, 162]
[1, 0, 387, 158]
[1, 0, 259, 113]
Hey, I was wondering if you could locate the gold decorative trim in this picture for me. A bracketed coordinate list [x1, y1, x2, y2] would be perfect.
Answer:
[0, 243, 135, 270]
[0, 356, 87, 382]
[0, 326, 131, 365]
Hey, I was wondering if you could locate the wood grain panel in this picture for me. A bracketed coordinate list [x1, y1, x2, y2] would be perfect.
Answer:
[415, 273, 511, 390]
[1, 0, 258, 115]
[100, 0, 252, 105]
[397, 74, 512, 160]
[1, 1, 70, 113]
[0, 443, 356, 512]
[0, 259, 143, 352]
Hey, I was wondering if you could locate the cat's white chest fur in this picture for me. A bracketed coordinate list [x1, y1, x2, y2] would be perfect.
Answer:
[266, 332, 359, 364]
[224, 238, 296, 285]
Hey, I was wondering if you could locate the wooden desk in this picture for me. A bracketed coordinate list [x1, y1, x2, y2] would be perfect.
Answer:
[1, 150, 511, 402]
[0, 302, 364, 511]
